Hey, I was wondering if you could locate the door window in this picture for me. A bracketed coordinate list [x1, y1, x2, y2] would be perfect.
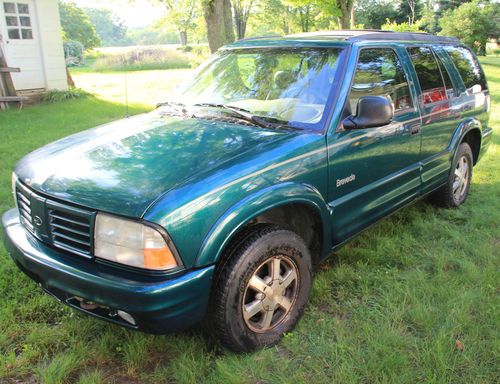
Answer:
[443, 46, 488, 92]
[3, 2, 33, 40]
[348, 48, 413, 114]
[435, 53, 456, 98]
[407, 47, 447, 104]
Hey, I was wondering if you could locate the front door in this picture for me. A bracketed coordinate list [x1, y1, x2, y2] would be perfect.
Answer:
[0, 0, 45, 90]
[327, 46, 422, 244]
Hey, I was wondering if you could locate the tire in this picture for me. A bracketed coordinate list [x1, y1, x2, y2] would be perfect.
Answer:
[210, 224, 312, 352]
[430, 142, 473, 208]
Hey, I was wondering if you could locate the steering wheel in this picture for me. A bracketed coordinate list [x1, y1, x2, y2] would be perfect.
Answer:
[283, 87, 328, 104]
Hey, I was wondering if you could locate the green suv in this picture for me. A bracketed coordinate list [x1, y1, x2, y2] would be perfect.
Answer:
[2, 31, 492, 352]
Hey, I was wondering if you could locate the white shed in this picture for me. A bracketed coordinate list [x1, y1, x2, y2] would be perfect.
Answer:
[0, 0, 67, 93]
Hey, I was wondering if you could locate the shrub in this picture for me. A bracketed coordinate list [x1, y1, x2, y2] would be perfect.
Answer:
[63, 41, 85, 66]
[439, 1, 497, 55]
[381, 19, 422, 33]
[42, 87, 91, 103]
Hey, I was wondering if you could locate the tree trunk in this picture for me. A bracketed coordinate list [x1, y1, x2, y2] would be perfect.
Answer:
[338, 0, 354, 29]
[180, 31, 187, 46]
[203, 0, 235, 53]
[233, 11, 246, 39]
[66, 67, 75, 87]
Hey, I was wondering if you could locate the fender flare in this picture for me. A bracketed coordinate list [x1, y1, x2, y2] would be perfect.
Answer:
[448, 117, 482, 159]
[194, 182, 332, 268]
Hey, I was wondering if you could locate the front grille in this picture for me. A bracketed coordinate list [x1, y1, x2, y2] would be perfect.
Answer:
[15, 182, 95, 258]
[48, 204, 93, 256]
[16, 186, 34, 235]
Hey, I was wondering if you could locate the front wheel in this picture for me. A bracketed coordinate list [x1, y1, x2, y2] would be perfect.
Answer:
[431, 142, 473, 208]
[210, 225, 312, 352]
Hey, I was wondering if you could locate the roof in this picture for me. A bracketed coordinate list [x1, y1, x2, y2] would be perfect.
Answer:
[225, 30, 459, 49]
[288, 30, 460, 44]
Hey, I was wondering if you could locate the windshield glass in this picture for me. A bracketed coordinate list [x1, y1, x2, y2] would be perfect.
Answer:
[176, 47, 344, 130]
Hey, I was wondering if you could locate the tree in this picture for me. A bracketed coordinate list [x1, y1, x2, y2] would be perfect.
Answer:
[283, 0, 341, 32]
[337, 0, 355, 29]
[158, 0, 199, 45]
[59, 1, 100, 49]
[83, 8, 127, 46]
[282, 0, 314, 32]
[396, 0, 424, 25]
[248, 0, 297, 35]
[233, 0, 255, 39]
[203, 0, 235, 53]
[356, 0, 399, 29]
[439, 1, 497, 55]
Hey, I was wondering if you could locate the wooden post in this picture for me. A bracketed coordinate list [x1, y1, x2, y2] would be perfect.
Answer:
[0, 45, 18, 96]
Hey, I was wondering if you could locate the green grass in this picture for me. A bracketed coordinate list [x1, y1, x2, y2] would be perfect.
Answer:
[0, 58, 499, 383]
[70, 68, 192, 107]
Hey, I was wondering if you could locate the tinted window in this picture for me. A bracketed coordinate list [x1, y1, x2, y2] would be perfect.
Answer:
[443, 46, 488, 91]
[407, 47, 446, 104]
[435, 54, 456, 98]
[349, 48, 413, 113]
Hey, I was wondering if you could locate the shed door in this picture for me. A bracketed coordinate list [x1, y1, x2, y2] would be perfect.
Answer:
[0, 0, 45, 90]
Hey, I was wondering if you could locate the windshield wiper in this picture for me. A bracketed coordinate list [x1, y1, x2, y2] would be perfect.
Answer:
[156, 101, 192, 117]
[193, 103, 297, 131]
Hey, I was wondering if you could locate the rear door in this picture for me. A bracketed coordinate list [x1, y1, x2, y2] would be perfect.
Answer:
[406, 46, 461, 193]
[327, 46, 422, 244]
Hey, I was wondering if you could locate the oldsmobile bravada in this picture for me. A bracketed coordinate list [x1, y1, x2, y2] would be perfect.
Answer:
[3, 31, 492, 352]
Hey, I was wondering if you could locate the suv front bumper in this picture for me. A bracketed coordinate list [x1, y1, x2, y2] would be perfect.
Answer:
[2, 208, 214, 333]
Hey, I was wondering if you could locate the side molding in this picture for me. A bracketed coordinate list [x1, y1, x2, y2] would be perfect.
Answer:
[194, 182, 332, 267]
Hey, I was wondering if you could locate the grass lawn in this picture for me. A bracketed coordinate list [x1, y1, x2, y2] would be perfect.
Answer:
[0, 58, 499, 384]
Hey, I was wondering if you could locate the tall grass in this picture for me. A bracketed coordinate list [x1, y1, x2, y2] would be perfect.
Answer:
[74, 46, 210, 73]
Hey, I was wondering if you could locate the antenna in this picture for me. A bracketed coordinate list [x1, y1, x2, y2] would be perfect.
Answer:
[123, 52, 129, 118]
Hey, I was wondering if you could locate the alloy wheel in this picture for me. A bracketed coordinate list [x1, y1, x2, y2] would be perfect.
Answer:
[242, 255, 299, 333]
[453, 155, 470, 203]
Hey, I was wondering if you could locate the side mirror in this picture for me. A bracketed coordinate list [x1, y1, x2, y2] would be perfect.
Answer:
[343, 96, 394, 129]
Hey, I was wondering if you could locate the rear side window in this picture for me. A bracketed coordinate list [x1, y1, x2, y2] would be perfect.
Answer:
[435, 53, 456, 98]
[407, 47, 446, 104]
[349, 48, 413, 113]
[443, 46, 488, 91]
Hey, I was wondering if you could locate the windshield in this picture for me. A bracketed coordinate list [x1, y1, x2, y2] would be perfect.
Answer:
[176, 47, 344, 130]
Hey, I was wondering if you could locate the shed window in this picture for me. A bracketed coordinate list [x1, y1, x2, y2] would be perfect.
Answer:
[3, 2, 32, 40]
[3, 2, 16, 13]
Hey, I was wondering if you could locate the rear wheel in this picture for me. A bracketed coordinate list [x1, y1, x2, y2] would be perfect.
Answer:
[210, 225, 312, 352]
[430, 142, 473, 208]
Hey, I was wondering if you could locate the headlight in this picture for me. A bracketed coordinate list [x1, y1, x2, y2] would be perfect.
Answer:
[94, 213, 179, 271]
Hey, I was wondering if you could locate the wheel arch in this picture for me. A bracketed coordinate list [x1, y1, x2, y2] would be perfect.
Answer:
[194, 182, 332, 268]
[449, 118, 482, 165]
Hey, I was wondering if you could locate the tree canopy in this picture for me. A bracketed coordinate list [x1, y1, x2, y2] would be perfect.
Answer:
[57, 0, 500, 56]
[83, 7, 127, 47]
[59, 1, 100, 50]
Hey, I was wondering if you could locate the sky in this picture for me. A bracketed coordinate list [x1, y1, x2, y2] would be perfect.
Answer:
[72, 0, 163, 28]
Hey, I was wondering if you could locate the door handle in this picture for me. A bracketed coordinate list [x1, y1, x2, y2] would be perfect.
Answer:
[410, 125, 421, 135]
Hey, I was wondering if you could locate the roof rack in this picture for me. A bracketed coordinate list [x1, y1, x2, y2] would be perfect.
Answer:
[237, 35, 283, 42]
[287, 30, 459, 44]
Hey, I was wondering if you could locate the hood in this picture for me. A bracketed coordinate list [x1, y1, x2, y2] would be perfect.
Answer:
[15, 112, 290, 217]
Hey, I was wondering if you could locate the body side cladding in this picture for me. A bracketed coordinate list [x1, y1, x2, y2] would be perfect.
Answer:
[194, 182, 332, 268]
